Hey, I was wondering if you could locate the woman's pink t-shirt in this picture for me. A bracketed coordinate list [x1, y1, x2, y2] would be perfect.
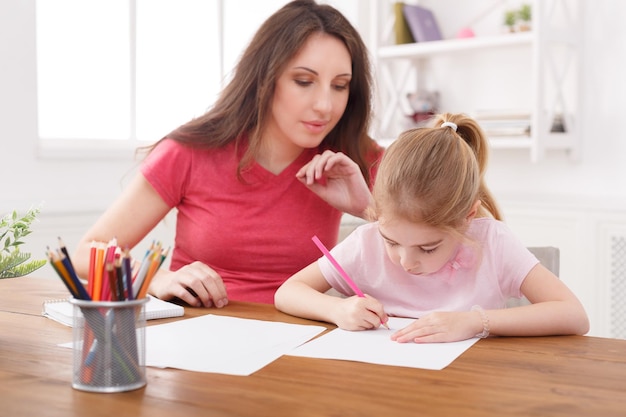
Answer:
[318, 218, 539, 318]
[141, 138, 343, 303]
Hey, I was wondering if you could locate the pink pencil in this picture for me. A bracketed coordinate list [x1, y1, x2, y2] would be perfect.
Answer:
[311, 235, 390, 329]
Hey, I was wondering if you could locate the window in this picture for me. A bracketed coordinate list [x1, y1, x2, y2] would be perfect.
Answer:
[36, 0, 288, 155]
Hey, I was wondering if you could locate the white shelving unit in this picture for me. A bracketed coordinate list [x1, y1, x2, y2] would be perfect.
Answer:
[369, 0, 582, 162]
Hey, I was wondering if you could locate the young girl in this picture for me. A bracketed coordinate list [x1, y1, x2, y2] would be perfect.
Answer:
[275, 113, 589, 343]
[72, 0, 383, 307]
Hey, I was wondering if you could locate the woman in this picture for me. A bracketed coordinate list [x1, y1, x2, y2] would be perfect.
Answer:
[72, 0, 383, 307]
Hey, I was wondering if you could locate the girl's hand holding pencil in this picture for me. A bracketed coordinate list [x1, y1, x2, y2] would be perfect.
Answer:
[311, 236, 390, 330]
[331, 294, 391, 331]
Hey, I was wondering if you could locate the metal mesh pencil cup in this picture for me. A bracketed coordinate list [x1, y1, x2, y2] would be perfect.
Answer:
[70, 297, 148, 393]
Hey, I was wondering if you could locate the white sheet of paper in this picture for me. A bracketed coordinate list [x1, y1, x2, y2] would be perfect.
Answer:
[145, 314, 326, 375]
[287, 317, 479, 370]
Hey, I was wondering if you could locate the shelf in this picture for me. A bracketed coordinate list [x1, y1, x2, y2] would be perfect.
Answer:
[377, 32, 533, 60]
[371, 0, 581, 162]
[379, 136, 532, 150]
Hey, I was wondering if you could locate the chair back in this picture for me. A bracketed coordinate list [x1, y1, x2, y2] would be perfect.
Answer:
[506, 246, 560, 307]
[527, 246, 560, 276]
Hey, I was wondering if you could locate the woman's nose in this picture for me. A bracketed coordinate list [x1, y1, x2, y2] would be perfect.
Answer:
[312, 87, 332, 114]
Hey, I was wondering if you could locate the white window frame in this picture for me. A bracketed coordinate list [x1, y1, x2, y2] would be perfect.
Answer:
[35, 0, 361, 160]
[36, 0, 226, 160]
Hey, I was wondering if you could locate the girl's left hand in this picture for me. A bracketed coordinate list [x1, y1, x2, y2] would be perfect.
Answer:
[296, 150, 371, 218]
[390, 311, 482, 343]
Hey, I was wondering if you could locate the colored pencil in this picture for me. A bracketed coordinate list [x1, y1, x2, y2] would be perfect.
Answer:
[47, 237, 165, 387]
[114, 254, 125, 301]
[101, 238, 117, 301]
[136, 244, 165, 299]
[46, 247, 79, 298]
[57, 236, 74, 271]
[87, 241, 96, 297]
[59, 251, 91, 300]
[49, 238, 168, 301]
[122, 249, 134, 300]
[93, 242, 105, 301]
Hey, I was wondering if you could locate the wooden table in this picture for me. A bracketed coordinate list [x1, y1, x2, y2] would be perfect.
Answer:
[1, 276, 625, 417]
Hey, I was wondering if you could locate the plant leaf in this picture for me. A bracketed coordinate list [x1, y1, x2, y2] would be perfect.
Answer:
[0, 206, 45, 278]
[0, 259, 47, 279]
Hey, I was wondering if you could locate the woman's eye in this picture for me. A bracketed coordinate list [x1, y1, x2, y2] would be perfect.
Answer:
[332, 84, 349, 91]
[295, 79, 312, 87]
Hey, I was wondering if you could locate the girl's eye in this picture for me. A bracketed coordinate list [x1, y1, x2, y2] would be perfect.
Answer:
[295, 79, 312, 87]
[384, 240, 398, 247]
[421, 247, 437, 254]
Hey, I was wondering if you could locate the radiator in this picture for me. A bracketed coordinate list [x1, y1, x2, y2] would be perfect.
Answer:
[610, 234, 626, 339]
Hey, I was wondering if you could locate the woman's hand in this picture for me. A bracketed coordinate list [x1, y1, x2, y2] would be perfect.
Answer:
[296, 150, 371, 218]
[391, 311, 482, 343]
[330, 294, 389, 331]
[148, 261, 229, 308]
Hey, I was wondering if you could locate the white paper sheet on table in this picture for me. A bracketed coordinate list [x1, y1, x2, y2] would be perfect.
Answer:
[145, 314, 326, 375]
[287, 317, 479, 370]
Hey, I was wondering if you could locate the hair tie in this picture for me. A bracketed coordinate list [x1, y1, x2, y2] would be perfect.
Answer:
[441, 121, 457, 131]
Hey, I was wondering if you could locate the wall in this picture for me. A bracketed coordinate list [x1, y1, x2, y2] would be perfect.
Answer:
[486, 1, 626, 338]
[1, 0, 624, 337]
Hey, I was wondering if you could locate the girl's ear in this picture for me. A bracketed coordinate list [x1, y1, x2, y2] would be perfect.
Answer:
[466, 200, 482, 223]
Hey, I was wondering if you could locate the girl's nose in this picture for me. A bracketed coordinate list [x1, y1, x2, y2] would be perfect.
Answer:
[399, 250, 419, 272]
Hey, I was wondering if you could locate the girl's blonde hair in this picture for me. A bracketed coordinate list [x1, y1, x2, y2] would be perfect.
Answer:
[371, 113, 502, 232]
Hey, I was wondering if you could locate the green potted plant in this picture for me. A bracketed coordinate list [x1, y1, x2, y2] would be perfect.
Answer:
[0, 206, 46, 278]
[504, 10, 517, 33]
[517, 4, 532, 31]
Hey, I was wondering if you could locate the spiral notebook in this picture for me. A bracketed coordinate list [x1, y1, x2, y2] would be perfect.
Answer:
[42, 295, 185, 327]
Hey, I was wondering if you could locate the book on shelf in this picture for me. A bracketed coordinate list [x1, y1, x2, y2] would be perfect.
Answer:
[42, 295, 185, 327]
[480, 122, 531, 138]
[472, 109, 531, 121]
[473, 109, 531, 138]
[402, 3, 443, 43]
[394, 2, 415, 44]
[482, 126, 531, 137]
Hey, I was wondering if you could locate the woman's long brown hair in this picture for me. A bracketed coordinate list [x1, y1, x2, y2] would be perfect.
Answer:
[143, 0, 377, 184]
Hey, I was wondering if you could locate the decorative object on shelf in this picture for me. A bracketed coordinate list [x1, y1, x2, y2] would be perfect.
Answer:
[0, 206, 46, 279]
[504, 9, 517, 33]
[455, 0, 506, 39]
[393, 2, 415, 44]
[503, 3, 532, 33]
[402, 3, 442, 43]
[517, 3, 532, 31]
[456, 27, 475, 39]
[406, 90, 439, 127]
[550, 114, 566, 133]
